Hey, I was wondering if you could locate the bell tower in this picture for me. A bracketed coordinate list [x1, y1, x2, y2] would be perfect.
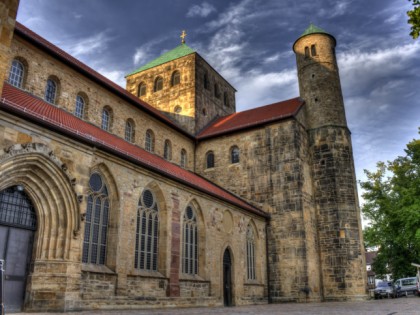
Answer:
[293, 24, 367, 300]
[125, 32, 236, 135]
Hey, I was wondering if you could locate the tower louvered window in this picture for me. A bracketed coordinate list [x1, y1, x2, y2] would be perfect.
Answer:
[138, 82, 147, 97]
[171, 71, 180, 86]
[182, 205, 198, 275]
[246, 225, 256, 280]
[8, 59, 24, 88]
[82, 173, 110, 265]
[154, 76, 163, 92]
[135, 189, 159, 271]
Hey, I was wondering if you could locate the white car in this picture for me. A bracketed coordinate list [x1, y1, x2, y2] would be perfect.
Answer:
[394, 277, 417, 297]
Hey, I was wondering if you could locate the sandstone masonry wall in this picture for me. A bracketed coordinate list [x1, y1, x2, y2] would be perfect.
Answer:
[0, 111, 267, 311]
[195, 119, 322, 302]
[7, 36, 195, 170]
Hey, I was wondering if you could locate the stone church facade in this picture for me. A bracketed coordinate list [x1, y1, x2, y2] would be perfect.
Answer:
[0, 1, 366, 312]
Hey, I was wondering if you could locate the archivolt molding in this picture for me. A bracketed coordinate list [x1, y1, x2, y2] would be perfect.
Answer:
[0, 143, 81, 261]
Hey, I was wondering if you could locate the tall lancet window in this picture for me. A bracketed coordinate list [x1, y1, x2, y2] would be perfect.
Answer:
[182, 205, 198, 275]
[246, 225, 256, 280]
[135, 189, 159, 271]
[82, 172, 110, 265]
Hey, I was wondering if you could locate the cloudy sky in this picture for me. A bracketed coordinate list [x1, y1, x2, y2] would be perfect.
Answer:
[16, 0, 420, 206]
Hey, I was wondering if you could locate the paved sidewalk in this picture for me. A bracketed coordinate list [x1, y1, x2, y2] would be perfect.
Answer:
[14, 296, 420, 315]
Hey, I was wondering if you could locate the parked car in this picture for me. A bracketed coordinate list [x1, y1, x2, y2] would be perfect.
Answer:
[416, 274, 420, 296]
[393, 277, 417, 297]
[374, 281, 394, 299]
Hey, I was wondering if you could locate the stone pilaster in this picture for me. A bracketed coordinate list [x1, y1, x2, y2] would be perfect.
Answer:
[0, 0, 19, 93]
[167, 192, 181, 297]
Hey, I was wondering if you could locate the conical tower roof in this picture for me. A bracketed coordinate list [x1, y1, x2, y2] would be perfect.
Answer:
[126, 44, 195, 77]
[293, 23, 336, 51]
[300, 23, 330, 37]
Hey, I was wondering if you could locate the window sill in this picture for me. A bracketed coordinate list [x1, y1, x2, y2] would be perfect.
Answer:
[128, 269, 167, 279]
[244, 281, 264, 286]
[179, 274, 208, 283]
[81, 263, 115, 275]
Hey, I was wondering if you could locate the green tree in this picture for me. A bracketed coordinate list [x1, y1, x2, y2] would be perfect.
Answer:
[408, 0, 420, 39]
[361, 132, 420, 280]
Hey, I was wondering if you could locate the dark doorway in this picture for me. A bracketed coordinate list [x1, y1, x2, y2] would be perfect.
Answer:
[0, 186, 37, 312]
[223, 248, 233, 306]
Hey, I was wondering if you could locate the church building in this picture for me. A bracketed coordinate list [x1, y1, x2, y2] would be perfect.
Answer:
[0, 1, 366, 312]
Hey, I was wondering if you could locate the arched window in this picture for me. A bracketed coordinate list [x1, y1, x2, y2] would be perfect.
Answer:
[145, 129, 155, 152]
[182, 205, 198, 275]
[135, 189, 159, 271]
[224, 92, 229, 107]
[171, 71, 180, 86]
[75, 95, 85, 119]
[180, 149, 187, 168]
[0, 186, 37, 230]
[154, 76, 163, 92]
[311, 44, 317, 56]
[246, 225, 256, 280]
[203, 71, 209, 90]
[82, 172, 110, 265]
[304, 46, 309, 57]
[163, 139, 172, 160]
[125, 119, 135, 142]
[231, 146, 240, 164]
[8, 59, 24, 88]
[138, 82, 147, 97]
[214, 83, 220, 98]
[206, 151, 215, 169]
[45, 78, 57, 104]
[101, 107, 111, 131]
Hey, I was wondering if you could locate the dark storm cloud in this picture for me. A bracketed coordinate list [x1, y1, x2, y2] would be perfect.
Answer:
[16, 0, 420, 203]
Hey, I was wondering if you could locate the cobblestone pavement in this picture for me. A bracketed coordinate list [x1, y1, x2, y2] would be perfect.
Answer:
[15, 296, 420, 315]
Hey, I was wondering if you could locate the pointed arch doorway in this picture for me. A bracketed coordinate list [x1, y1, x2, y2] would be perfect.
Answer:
[0, 186, 37, 312]
[223, 248, 233, 306]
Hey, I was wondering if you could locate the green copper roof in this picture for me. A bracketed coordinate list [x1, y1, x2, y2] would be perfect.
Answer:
[126, 44, 196, 77]
[300, 23, 330, 37]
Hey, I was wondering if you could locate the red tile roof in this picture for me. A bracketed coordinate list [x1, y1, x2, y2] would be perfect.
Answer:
[14, 22, 193, 139]
[0, 83, 267, 218]
[197, 98, 304, 139]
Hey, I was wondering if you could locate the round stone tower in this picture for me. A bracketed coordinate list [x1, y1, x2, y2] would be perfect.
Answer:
[292, 25, 367, 301]
[293, 24, 347, 130]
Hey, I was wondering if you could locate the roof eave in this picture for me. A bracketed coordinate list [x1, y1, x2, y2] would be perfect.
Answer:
[0, 96, 268, 219]
[13, 25, 194, 140]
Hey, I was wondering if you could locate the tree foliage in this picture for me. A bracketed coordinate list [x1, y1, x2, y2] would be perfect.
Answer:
[361, 131, 420, 280]
[408, 0, 420, 39]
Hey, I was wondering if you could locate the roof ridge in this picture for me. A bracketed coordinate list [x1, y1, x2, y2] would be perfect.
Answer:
[13, 22, 194, 139]
[197, 97, 304, 139]
[126, 43, 196, 77]
[1, 82, 268, 218]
